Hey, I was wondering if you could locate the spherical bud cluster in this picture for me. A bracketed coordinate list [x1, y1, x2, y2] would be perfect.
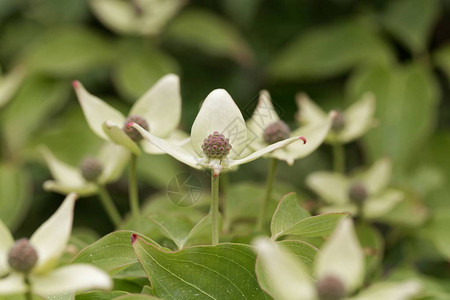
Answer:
[348, 182, 368, 204]
[8, 238, 38, 274]
[263, 120, 290, 144]
[316, 275, 346, 300]
[331, 111, 345, 132]
[202, 132, 232, 159]
[80, 156, 103, 182]
[123, 115, 149, 142]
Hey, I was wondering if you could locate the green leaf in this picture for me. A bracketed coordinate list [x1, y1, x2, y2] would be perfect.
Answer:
[434, 43, 450, 82]
[223, 182, 278, 233]
[347, 63, 439, 173]
[165, 9, 253, 65]
[270, 193, 310, 239]
[73, 231, 155, 275]
[132, 237, 269, 299]
[381, 0, 440, 54]
[1, 75, 70, 153]
[269, 18, 393, 80]
[114, 295, 161, 300]
[0, 66, 27, 109]
[355, 223, 383, 276]
[113, 46, 179, 101]
[422, 207, 450, 260]
[76, 291, 128, 300]
[149, 213, 194, 249]
[273, 212, 347, 240]
[0, 164, 31, 230]
[277, 240, 318, 276]
[22, 26, 116, 77]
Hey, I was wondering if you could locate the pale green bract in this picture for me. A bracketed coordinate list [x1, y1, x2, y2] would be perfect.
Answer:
[247, 90, 334, 165]
[0, 65, 27, 109]
[73, 73, 188, 156]
[296, 92, 376, 144]
[130, 88, 305, 175]
[254, 218, 421, 300]
[40, 143, 129, 196]
[307, 158, 405, 219]
[0, 193, 112, 297]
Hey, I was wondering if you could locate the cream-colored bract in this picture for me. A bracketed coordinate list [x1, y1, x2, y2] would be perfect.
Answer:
[130, 88, 306, 175]
[296, 92, 376, 144]
[254, 218, 421, 300]
[247, 90, 334, 165]
[41, 143, 129, 196]
[0, 193, 112, 297]
[89, 0, 184, 36]
[73, 73, 187, 156]
[306, 158, 404, 219]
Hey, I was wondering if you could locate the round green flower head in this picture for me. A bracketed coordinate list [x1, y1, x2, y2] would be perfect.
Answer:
[202, 131, 232, 159]
[348, 182, 368, 204]
[80, 156, 103, 182]
[263, 120, 290, 144]
[8, 238, 38, 274]
[123, 115, 149, 142]
[331, 111, 345, 132]
[316, 275, 346, 300]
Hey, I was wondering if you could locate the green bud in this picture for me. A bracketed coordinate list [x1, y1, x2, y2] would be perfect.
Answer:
[80, 156, 103, 182]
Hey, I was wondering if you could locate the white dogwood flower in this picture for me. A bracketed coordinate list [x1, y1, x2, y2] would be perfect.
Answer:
[73, 73, 187, 156]
[0, 193, 112, 297]
[129, 89, 306, 175]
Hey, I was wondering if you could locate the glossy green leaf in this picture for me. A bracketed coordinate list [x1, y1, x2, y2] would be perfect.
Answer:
[382, 0, 440, 53]
[347, 63, 439, 173]
[165, 9, 253, 65]
[22, 26, 116, 77]
[270, 193, 310, 239]
[132, 237, 269, 299]
[149, 213, 194, 249]
[113, 46, 179, 101]
[0, 164, 31, 230]
[273, 212, 347, 240]
[1, 75, 70, 153]
[269, 18, 393, 80]
[76, 291, 128, 300]
[73, 231, 155, 275]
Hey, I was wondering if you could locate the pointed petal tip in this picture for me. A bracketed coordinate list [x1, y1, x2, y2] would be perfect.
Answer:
[131, 234, 139, 244]
[127, 122, 135, 128]
[72, 80, 80, 89]
[299, 136, 307, 144]
[330, 110, 338, 118]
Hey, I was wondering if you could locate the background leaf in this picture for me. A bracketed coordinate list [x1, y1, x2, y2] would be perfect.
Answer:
[0, 164, 31, 230]
[381, 0, 440, 54]
[347, 63, 440, 174]
[269, 18, 393, 81]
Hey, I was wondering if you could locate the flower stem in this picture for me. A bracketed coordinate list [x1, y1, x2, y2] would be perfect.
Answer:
[25, 276, 32, 300]
[129, 154, 140, 219]
[97, 184, 122, 227]
[257, 158, 279, 231]
[333, 142, 345, 173]
[210, 172, 220, 245]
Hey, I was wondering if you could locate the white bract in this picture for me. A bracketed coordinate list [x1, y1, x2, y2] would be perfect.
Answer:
[89, 0, 184, 36]
[41, 143, 129, 196]
[0, 193, 112, 297]
[247, 90, 334, 165]
[73, 73, 187, 156]
[254, 218, 421, 300]
[130, 89, 305, 175]
[296, 92, 376, 144]
[306, 158, 404, 219]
